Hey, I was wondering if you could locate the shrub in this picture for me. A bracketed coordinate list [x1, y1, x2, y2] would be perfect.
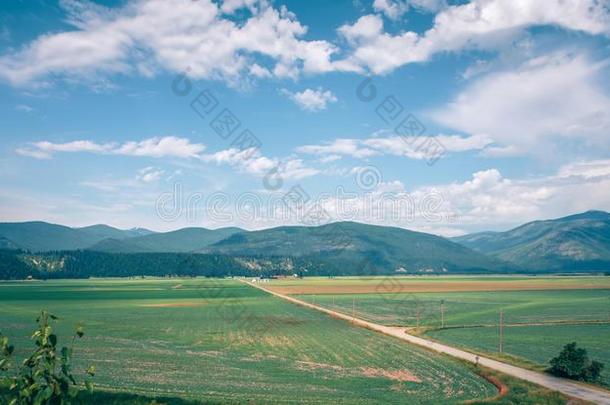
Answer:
[0, 311, 95, 404]
[548, 342, 605, 383]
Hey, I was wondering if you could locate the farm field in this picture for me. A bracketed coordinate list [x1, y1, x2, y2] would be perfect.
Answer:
[428, 323, 610, 387]
[266, 275, 610, 295]
[0, 278, 497, 404]
[270, 276, 610, 388]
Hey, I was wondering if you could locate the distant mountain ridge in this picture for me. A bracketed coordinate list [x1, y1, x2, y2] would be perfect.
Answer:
[201, 221, 511, 273]
[0, 222, 154, 252]
[2, 210, 609, 273]
[452, 210, 610, 271]
[89, 227, 243, 253]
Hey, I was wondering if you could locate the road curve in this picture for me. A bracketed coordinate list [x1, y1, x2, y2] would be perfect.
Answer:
[243, 280, 610, 405]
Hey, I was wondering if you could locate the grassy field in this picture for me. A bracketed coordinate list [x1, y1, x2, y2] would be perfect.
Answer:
[270, 276, 610, 388]
[0, 278, 498, 404]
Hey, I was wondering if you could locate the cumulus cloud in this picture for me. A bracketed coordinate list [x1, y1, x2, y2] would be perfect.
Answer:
[0, 0, 353, 87]
[410, 160, 610, 230]
[281, 87, 338, 112]
[240, 159, 610, 235]
[432, 53, 610, 155]
[2, 0, 607, 85]
[339, 0, 610, 74]
[202, 147, 319, 180]
[373, 0, 447, 20]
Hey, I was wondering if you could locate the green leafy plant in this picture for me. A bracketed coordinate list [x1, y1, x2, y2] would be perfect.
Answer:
[548, 342, 605, 383]
[0, 311, 95, 404]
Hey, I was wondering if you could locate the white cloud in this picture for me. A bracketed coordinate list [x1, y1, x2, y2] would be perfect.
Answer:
[373, 0, 410, 20]
[115, 136, 205, 158]
[410, 160, 610, 230]
[16, 136, 205, 159]
[3, 0, 606, 85]
[202, 147, 319, 180]
[281, 87, 338, 112]
[296, 138, 378, 158]
[220, 0, 267, 14]
[339, 0, 610, 74]
[137, 166, 165, 183]
[15, 104, 34, 113]
[432, 53, 610, 154]
[14, 148, 52, 160]
[0, 0, 352, 87]
[373, 0, 446, 20]
[296, 133, 491, 160]
[16, 135, 318, 181]
[557, 159, 610, 180]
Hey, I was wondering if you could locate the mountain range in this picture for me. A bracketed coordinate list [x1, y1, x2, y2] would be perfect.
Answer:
[1, 210, 609, 273]
[452, 210, 610, 271]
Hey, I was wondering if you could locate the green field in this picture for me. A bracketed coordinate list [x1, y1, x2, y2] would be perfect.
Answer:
[0, 278, 497, 404]
[288, 281, 610, 388]
[296, 289, 610, 327]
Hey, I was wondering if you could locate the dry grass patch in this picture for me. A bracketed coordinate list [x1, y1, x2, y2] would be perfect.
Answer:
[360, 367, 421, 383]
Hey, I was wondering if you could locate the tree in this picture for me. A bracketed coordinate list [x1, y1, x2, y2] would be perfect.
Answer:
[0, 311, 95, 404]
[548, 342, 605, 383]
[583, 360, 605, 383]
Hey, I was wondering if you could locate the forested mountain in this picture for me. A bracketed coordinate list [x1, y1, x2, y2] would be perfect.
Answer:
[1, 210, 608, 279]
[0, 222, 148, 251]
[452, 211, 610, 271]
[203, 221, 512, 273]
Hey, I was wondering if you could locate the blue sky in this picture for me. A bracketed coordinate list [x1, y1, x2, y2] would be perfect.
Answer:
[1, 0, 610, 235]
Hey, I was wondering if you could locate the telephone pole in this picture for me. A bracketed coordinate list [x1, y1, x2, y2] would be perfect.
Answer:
[440, 300, 445, 328]
[352, 297, 356, 321]
[499, 310, 504, 353]
[416, 303, 421, 329]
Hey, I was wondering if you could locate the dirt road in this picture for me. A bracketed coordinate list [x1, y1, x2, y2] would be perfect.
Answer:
[244, 280, 610, 405]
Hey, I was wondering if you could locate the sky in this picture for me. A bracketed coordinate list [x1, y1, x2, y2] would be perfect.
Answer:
[1, 0, 610, 236]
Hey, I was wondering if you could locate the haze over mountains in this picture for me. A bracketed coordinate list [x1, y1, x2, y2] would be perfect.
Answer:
[1, 210, 609, 274]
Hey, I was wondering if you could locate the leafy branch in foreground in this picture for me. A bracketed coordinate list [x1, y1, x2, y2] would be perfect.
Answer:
[0, 311, 95, 404]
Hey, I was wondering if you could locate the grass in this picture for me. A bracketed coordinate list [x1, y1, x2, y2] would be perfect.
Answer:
[428, 323, 610, 387]
[0, 278, 498, 404]
[468, 368, 584, 405]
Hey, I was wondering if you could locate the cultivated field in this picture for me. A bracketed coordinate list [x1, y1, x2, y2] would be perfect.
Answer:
[0, 278, 497, 404]
[265, 276, 610, 388]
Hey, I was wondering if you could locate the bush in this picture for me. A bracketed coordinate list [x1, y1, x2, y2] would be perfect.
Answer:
[0, 311, 95, 404]
[548, 342, 605, 383]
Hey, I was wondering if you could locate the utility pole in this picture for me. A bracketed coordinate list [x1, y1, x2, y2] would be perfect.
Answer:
[440, 299, 445, 328]
[352, 297, 356, 321]
[416, 303, 421, 329]
[499, 310, 504, 353]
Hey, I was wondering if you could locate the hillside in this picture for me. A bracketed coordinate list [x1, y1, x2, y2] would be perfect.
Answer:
[89, 227, 243, 253]
[202, 221, 511, 273]
[452, 210, 610, 271]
